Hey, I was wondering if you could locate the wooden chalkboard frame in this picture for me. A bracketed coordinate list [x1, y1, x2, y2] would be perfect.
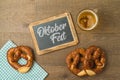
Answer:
[29, 12, 78, 55]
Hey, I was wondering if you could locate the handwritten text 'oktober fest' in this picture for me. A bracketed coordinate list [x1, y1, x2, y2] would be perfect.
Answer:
[37, 23, 67, 44]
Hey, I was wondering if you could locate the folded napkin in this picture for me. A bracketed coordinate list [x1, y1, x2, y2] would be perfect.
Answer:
[0, 40, 48, 80]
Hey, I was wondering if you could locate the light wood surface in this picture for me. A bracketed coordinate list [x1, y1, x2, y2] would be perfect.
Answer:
[0, 0, 120, 80]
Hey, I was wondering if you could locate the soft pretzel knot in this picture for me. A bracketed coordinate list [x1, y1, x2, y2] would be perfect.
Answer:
[66, 48, 87, 76]
[84, 46, 106, 76]
[7, 46, 33, 73]
[66, 46, 106, 77]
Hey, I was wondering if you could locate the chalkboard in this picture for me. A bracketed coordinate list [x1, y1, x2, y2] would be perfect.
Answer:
[29, 12, 78, 55]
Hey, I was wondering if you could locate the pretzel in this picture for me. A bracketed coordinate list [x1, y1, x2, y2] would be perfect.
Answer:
[84, 46, 106, 76]
[66, 46, 106, 77]
[7, 46, 33, 73]
[66, 48, 87, 76]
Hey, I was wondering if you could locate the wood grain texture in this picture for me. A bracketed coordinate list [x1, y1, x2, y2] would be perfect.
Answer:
[0, 0, 120, 80]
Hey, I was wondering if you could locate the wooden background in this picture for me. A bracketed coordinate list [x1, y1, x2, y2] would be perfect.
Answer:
[0, 0, 120, 80]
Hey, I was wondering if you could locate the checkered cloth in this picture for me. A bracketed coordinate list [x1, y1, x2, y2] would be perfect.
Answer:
[0, 40, 48, 80]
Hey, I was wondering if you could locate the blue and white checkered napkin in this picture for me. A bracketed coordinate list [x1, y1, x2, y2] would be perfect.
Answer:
[0, 40, 48, 80]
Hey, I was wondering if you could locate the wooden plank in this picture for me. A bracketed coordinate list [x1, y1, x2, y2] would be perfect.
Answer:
[0, 0, 120, 80]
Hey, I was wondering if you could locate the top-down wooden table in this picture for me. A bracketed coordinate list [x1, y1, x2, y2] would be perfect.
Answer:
[0, 0, 120, 80]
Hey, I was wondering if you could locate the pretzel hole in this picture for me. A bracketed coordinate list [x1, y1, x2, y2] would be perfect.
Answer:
[90, 61, 96, 69]
[79, 54, 83, 57]
[18, 58, 27, 65]
[20, 50, 27, 54]
[70, 58, 74, 63]
[76, 61, 83, 69]
[91, 52, 94, 56]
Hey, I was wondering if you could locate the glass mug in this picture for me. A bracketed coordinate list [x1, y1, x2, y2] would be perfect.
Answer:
[77, 9, 98, 30]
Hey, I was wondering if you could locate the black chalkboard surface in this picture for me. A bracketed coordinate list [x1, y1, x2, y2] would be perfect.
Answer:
[29, 12, 78, 55]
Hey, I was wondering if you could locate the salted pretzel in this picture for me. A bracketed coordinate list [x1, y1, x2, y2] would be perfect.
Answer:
[7, 46, 33, 73]
[84, 46, 106, 76]
[66, 48, 87, 76]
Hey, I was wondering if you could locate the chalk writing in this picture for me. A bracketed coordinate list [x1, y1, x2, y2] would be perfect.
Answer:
[50, 32, 66, 44]
[37, 23, 67, 44]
